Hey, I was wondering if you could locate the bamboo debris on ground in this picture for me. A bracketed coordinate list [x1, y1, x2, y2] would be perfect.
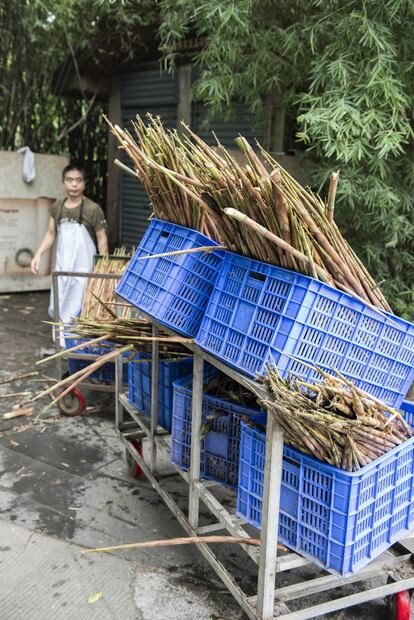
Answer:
[81, 248, 132, 320]
[0, 392, 31, 399]
[3, 407, 33, 420]
[107, 114, 391, 311]
[83, 536, 288, 554]
[252, 364, 412, 472]
[0, 371, 38, 385]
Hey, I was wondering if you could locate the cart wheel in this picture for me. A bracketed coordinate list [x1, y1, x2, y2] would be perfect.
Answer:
[126, 439, 143, 478]
[57, 387, 86, 417]
[387, 590, 411, 620]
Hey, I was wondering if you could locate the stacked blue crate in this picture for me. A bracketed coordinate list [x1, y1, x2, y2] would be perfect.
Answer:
[116, 219, 224, 337]
[237, 413, 414, 577]
[128, 353, 193, 431]
[171, 367, 262, 487]
[196, 252, 414, 408]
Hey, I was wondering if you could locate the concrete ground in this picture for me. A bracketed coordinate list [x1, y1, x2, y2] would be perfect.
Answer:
[0, 291, 412, 619]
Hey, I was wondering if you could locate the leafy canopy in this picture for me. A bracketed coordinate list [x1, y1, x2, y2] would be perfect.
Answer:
[1, 0, 413, 316]
[159, 0, 414, 317]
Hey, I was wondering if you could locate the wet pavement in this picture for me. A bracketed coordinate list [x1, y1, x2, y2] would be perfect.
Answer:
[0, 291, 413, 619]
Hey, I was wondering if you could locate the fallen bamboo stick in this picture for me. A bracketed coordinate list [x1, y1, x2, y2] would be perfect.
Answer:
[0, 371, 38, 385]
[3, 407, 33, 420]
[0, 392, 31, 399]
[83, 535, 289, 554]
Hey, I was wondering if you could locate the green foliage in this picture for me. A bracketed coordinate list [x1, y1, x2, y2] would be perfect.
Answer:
[1, 0, 413, 315]
[0, 0, 157, 204]
[159, 0, 414, 317]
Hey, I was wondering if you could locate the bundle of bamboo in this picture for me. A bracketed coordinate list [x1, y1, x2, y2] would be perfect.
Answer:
[81, 248, 132, 320]
[253, 364, 412, 471]
[108, 114, 391, 312]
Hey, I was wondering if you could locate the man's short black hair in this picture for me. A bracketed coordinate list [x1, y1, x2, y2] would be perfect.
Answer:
[62, 163, 86, 182]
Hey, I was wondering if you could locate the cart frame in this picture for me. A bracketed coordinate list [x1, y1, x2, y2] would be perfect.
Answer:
[114, 309, 414, 620]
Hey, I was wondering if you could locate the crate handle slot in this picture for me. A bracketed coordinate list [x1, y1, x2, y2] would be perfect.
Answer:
[160, 230, 170, 238]
[283, 455, 300, 469]
[249, 271, 266, 283]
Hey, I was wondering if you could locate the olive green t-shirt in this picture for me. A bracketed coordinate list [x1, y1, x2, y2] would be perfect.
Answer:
[49, 197, 107, 244]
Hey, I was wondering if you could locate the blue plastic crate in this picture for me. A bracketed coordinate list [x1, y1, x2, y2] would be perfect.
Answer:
[171, 367, 262, 487]
[196, 252, 414, 408]
[65, 336, 129, 383]
[237, 413, 414, 576]
[128, 353, 193, 431]
[116, 219, 224, 337]
[401, 399, 414, 422]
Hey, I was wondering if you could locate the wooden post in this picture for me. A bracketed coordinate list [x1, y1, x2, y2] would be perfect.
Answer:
[115, 355, 124, 428]
[264, 92, 286, 154]
[106, 74, 122, 249]
[271, 104, 286, 153]
[256, 412, 284, 619]
[177, 64, 192, 134]
[188, 353, 204, 528]
[52, 273, 62, 380]
[150, 324, 159, 473]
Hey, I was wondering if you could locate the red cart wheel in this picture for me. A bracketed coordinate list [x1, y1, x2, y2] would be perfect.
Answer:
[126, 439, 144, 478]
[387, 590, 411, 620]
[57, 387, 86, 417]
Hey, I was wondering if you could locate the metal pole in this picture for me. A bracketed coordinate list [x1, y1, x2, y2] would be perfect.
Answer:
[150, 324, 159, 473]
[52, 272, 62, 380]
[115, 354, 124, 428]
[188, 353, 204, 528]
[257, 411, 284, 619]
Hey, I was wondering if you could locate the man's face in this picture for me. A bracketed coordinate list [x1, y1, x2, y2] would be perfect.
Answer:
[63, 169, 85, 199]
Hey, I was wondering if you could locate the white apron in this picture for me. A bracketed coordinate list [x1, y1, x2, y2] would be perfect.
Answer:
[48, 216, 96, 329]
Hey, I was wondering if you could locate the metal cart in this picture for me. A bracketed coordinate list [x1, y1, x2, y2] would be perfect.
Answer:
[52, 269, 125, 416]
[114, 310, 414, 620]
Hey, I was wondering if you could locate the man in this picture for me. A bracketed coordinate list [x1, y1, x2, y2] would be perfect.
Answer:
[31, 163, 108, 325]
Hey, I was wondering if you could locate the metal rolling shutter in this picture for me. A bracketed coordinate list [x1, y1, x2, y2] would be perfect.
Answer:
[192, 101, 262, 147]
[120, 70, 177, 246]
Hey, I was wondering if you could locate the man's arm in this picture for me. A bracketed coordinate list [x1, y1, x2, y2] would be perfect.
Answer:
[96, 228, 108, 255]
[31, 217, 56, 274]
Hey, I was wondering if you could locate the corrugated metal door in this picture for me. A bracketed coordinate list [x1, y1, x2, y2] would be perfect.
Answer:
[192, 101, 262, 147]
[120, 70, 177, 246]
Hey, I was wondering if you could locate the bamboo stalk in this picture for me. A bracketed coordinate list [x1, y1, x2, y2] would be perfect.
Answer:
[327, 171, 340, 224]
[83, 536, 289, 555]
[35, 335, 110, 366]
[40, 345, 134, 413]
[0, 371, 38, 385]
[224, 207, 334, 283]
[137, 245, 226, 261]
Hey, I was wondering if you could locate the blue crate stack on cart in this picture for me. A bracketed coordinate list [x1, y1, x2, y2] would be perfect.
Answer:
[116, 212, 414, 579]
[116, 218, 225, 432]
